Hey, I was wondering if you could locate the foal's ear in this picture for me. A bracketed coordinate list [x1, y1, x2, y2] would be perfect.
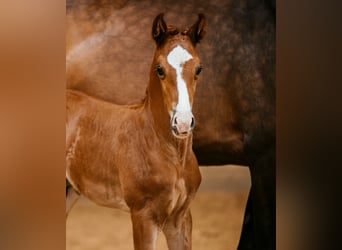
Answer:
[186, 13, 207, 46]
[152, 13, 168, 46]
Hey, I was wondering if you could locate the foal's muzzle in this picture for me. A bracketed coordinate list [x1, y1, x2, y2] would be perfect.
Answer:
[171, 110, 195, 139]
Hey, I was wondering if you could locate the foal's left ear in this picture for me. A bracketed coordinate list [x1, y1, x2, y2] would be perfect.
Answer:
[186, 13, 207, 46]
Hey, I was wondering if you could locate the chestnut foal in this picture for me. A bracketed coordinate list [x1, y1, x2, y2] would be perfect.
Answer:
[66, 13, 206, 250]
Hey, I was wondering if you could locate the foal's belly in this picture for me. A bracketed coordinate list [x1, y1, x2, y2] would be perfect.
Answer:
[66, 167, 189, 215]
[81, 176, 130, 211]
[66, 166, 130, 211]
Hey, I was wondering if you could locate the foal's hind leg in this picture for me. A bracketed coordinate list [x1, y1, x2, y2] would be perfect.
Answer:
[66, 179, 80, 217]
[162, 209, 193, 250]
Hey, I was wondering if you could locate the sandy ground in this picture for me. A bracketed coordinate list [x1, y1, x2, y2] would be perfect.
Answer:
[66, 165, 250, 250]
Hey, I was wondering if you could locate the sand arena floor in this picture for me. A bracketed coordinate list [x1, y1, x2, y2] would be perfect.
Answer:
[66, 165, 250, 250]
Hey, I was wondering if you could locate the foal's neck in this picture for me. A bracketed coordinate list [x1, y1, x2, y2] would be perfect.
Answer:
[143, 70, 193, 160]
[175, 134, 193, 167]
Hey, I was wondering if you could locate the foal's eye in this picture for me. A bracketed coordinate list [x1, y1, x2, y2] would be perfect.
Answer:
[195, 65, 203, 79]
[156, 65, 165, 79]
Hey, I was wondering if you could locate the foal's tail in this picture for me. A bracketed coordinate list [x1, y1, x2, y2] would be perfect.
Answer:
[66, 178, 80, 218]
[66, 178, 72, 196]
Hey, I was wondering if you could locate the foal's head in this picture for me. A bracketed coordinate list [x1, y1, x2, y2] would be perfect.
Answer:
[151, 13, 206, 139]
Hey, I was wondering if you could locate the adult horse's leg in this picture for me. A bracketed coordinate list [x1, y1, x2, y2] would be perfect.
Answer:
[238, 190, 253, 249]
[130, 208, 159, 250]
[66, 178, 80, 217]
[238, 144, 275, 250]
[162, 209, 192, 250]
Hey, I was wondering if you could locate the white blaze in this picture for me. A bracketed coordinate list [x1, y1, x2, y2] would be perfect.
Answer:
[167, 45, 193, 112]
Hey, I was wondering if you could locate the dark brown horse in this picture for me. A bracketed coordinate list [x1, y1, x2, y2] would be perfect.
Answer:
[66, 13, 206, 250]
[66, 1, 275, 249]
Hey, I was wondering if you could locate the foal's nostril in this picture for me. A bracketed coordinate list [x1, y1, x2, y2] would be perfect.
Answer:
[190, 117, 195, 129]
[174, 117, 178, 125]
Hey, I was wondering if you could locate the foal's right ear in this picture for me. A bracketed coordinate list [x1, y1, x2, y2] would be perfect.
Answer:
[152, 13, 168, 46]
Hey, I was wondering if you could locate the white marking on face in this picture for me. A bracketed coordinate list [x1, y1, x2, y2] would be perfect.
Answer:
[167, 45, 193, 112]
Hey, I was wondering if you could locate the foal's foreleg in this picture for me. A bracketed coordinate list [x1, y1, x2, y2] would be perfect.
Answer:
[162, 209, 193, 250]
[131, 209, 159, 250]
